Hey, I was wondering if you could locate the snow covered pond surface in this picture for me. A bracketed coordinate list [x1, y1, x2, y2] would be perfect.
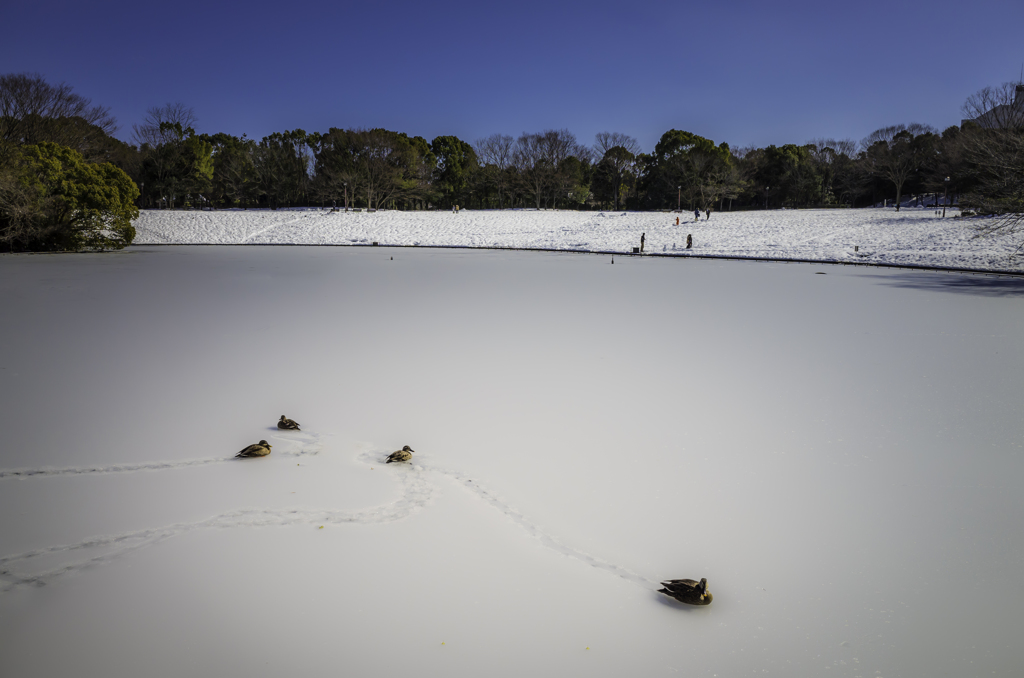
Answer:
[1, 246, 1022, 677]
[133, 206, 1024, 273]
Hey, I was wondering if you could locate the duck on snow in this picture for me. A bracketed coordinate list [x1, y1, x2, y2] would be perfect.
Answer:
[236, 440, 273, 458]
[659, 578, 713, 605]
[278, 415, 300, 430]
[385, 446, 415, 464]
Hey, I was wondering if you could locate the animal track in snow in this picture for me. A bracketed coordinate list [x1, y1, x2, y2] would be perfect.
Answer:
[2, 441, 650, 593]
[0, 432, 322, 480]
[362, 448, 656, 590]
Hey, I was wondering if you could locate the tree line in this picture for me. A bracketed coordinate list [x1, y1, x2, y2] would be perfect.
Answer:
[2, 72, 1022, 251]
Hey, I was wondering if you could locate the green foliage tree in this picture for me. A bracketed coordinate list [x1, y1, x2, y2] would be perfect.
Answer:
[757, 144, 820, 207]
[252, 130, 311, 209]
[139, 122, 213, 208]
[595, 146, 636, 210]
[860, 124, 937, 209]
[643, 130, 732, 209]
[430, 135, 477, 207]
[203, 133, 256, 208]
[1, 141, 138, 251]
[315, 128, 360, 209]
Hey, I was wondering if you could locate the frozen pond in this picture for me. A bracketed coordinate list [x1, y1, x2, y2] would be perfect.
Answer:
[1, 246, 1023, 677]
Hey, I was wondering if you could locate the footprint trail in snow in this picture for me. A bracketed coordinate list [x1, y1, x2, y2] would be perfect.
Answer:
[2, 441, 653, 593]
[0, 431, 323, 480]
[417, 456, 657, 590]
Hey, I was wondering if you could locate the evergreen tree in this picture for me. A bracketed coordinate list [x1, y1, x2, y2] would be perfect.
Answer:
[1, 141, 138, 251]
[430, 135, 477, 207]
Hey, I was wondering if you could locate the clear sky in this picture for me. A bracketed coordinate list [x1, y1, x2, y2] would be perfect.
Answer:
[2, 0, 1022, 153]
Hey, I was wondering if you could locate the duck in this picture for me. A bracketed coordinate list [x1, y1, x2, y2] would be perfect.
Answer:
[277, 415, 301, 431]
[658, 578, 713, 605]
[236, 440, 272, 458]
[385, 445, 415, 464]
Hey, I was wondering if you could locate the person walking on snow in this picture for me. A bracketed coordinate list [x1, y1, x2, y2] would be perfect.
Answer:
[694, 208, 700, 221]
[640, 232, 646, 252]
[705, 209, 710, 220]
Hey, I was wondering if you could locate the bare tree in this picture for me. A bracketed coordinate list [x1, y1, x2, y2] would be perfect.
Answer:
[539, 129, 588, 207]
[512, 129, 589, 209]
[475, 133, 514, 208]
[807, 138, 857, 204]
[594, 132, 642, 210]
[0, 72, 117, 158]
[809, 138, 855, 158]
[132, 103, 199, 147]
[860, 123, 935, 152]
[962, 82, 1024, 129]
[513, 132, 548, 209]
[960, 81, 1024, 241]
[593, 131, 640, 159]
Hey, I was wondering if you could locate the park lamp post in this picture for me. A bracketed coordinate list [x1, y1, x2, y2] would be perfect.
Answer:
[943, 177, 950, 218]
[677, 185, 681, 212]
[343, 181, 348, 211]
[765, 186, 770, 210]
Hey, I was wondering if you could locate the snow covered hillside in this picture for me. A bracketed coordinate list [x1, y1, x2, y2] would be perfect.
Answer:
[133, 207, 1024, 273]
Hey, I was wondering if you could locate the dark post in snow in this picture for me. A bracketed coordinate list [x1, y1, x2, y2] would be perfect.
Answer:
[943, 176, 950, 218]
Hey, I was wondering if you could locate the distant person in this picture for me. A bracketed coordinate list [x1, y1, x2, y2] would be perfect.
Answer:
[694, 208, 700, 221]
[705, 209, 710, 220]
[640, 232, 646, 252]
[686, 234, 692, 249]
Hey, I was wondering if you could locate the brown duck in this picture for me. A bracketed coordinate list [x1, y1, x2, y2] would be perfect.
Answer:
[236, 440, 272, 458]
[659, 578, 713, 605]
[278, 415, 301, 431]
[385, 445, 415, 463]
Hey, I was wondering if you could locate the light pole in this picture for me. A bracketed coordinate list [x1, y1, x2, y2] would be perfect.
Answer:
[343, 182, 348, 211]
[677, 186, 681, 212]
[942, 177, 950, 218]
[765, 187, 770, 210]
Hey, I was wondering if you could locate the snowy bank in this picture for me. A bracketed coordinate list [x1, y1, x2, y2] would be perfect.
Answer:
[132, 206, 1024, 273]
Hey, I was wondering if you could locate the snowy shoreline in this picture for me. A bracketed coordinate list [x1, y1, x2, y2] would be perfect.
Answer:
[131, 240, 1024, 277]
[132, 206, 1024, 273]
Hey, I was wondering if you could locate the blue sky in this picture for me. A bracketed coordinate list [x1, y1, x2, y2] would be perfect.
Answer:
[2, 0, 1022, 153]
